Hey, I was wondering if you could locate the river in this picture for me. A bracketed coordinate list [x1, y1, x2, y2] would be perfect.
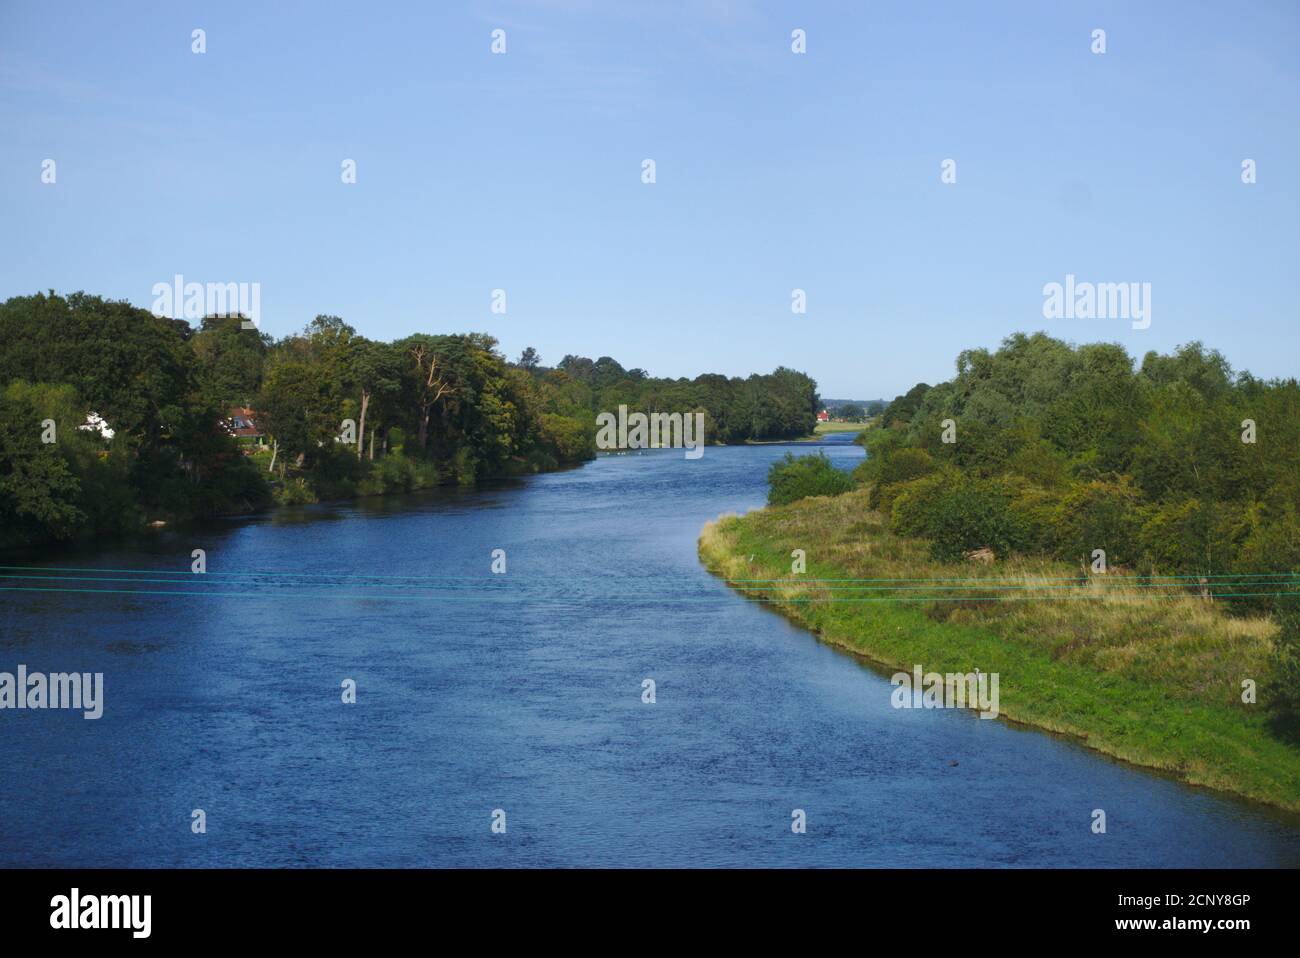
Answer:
[2, 435, 1298, 866]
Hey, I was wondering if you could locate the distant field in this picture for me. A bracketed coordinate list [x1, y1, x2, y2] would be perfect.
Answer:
[812, 421, 866, 435]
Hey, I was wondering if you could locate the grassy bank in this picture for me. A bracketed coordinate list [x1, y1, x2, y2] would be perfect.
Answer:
[783, 420, 871, 442]
[698, 487, 1300, 812]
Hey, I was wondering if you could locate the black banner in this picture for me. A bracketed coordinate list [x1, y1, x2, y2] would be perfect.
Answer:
[0, 868, 1288, 943]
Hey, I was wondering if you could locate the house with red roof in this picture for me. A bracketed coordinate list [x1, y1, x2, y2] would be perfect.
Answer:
[225, 407, 267, 448]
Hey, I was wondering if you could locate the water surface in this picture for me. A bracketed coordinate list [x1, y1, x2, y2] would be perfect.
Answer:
[2, 436, 1298, 866]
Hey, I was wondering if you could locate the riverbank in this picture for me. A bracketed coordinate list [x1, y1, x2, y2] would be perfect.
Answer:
[785, 421, 869, 441]
[742, 422, 866, 444]
[698, 487, 1300, 812]
[811, 421, 867, 435]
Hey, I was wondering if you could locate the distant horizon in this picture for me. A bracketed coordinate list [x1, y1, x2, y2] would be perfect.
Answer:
[15, 287, 1296, 411]
[12, 284, 1297, 405]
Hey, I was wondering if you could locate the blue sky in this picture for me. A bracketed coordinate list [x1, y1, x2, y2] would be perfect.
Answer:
[2, 0, 1297, 398]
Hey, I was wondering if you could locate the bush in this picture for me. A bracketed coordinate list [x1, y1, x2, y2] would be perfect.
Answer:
[187, 447, 271, 515]
[865, 446, 939, 510]
[891, 474, 1026, 561]
[1006, 438, 1070, 489]
[301, 445, 364, 500]
[272, 477, 318, 506]
[854, 428, 905, 482]
[889, 473, 951, 538]
[1052, 478, 1141, 568]
[356, 453, 445, 496]
[1234, 499, 1300, 577]
[1003, 478, 1058, 554]
[453, 447, 479, 486]
[767, 452, 855, 506]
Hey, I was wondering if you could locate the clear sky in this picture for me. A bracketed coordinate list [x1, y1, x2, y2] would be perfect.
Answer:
[2, 0, 1297, 398]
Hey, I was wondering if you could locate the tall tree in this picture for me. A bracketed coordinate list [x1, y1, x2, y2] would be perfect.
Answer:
[400, 335, 457, 453]
[516, 346, 541, 371]
[348, 340, 403, 460]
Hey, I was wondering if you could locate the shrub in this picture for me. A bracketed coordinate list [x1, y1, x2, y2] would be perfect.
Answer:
[357, 454, 415, 496]
[272, 477, 318, 506]
[1135, 495, 1240, 576]
[891, 474, 1027, 561]
[767, 452, 855, 506]
[853, 428, 906, 485]
[1052, 478, 1141, 568]
[187, 447, 271, 515]
[889, 473, 953, 538]
[1234, 499, 1300, 577]
[1006, 438, 1070, 489]
[453, 447, 479, 486]
[920, 481, 1024, 561]
[356, 453, 446, 496]
[1003, 477, 1058, 554]
[308, 445, 366, 499]
[866, 446, 938, 510]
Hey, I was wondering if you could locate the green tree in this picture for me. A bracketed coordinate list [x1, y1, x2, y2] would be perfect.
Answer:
[0, 382, 86, 544]
[191, 313, 270, 409]
[258, 359, 339, 471]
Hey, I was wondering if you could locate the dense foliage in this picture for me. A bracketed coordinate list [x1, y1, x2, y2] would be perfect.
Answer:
[1273, 605, 1300, 737]
[0, 293, 269, 544]
[0, 291, 820, 548]
[766, 452, 855, 506]
[551, 354, 819, 443]
[858, 332, 1300, 594]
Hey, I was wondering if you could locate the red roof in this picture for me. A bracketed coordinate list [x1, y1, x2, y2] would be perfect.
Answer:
[225, 407, 262, 438]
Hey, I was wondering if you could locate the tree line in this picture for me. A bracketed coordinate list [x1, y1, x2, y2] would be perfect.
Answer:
[856, 332, 1300, 596]
[768, 331, 1300, 732]
[0, 291, 820, 547]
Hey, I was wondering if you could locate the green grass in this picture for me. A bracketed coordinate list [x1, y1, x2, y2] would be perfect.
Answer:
[789, 421, 868, 441]
[812, 421, 867, 435]
[698, 487, 1300, 812]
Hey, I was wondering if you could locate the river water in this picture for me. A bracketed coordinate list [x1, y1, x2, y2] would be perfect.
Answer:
[2, 435, 1298, 866]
